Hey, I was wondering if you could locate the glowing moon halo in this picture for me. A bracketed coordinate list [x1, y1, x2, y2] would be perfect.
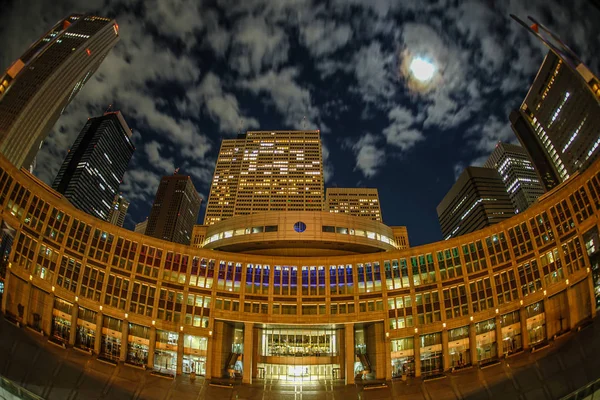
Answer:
[409, 57, 435, 82]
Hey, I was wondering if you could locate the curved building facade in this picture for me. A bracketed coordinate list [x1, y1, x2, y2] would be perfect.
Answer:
[1, 154, 599, 385]
[195, 211, 407, 256]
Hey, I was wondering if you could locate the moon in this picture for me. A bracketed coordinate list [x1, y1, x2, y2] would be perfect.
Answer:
[409, 57, 435, 82]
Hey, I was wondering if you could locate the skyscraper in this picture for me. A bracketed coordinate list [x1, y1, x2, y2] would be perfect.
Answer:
[146, 175, 201, 245]
[52, 111, 135, 221]
[509, 110, 561, 191]
[511, 50, 600, 189]
[134, 219, 148, 234]
[107, 194, 129, 227]
[325, 188, 382, 221]
[483, 142, 545, 213]
[437, 167, 515, 240]
[204, 130, 324, 225]
[0, 14, 119, 169]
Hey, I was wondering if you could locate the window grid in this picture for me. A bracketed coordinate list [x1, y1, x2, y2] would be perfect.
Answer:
[529, 212, 555, 248]
[56, 255, 81, 293]
[463, 240, 487, 274]
[562, 237, 586, 274]
[112, 237, 137, 272]
[469, 277, 494, 313]
[508, 222, 534, 258]
[442, 284, 469, 319]
[517, 260, 542, 296]
[79, 265, 105, 302]
[494, 270, 518, 305]
[485, 233, 512, 267]
[436, 249, 463, 281]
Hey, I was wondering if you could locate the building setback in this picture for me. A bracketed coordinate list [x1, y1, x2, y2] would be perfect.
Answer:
[146, 175, 201, 245]
[0, 14, 119, 169]
[107, 194, 129, 227]
[204, 131, 324, 225]
[511, 50, 600, 190]
[437, 167, 515, 240]
[52, 111, 135, 221]
[134, 219, 148, 234]
[325, 187, 382, 221]
[483, 142, 545, 214]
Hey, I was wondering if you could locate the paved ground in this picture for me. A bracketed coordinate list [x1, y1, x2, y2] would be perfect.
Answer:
[1, 314, 600, 399]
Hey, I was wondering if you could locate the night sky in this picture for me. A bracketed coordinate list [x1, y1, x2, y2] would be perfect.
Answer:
[1, 0, 600, 246]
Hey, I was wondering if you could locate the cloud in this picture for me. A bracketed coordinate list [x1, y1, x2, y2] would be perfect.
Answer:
[467, 115, 519, 153]
[353, 41, 395, 105]
[400, 23, 477, 129]
[145, 141, 175, 173]
[349, 133, 386, 178]
[382, 106, 425, 151]
[180, 72, 259, 134]
[121, 168, 162, 202]
[299, 19, 353, 58]
[144, 0, 204, 48]
[229, 14, 289, 76]
[242, 67, 320, 129]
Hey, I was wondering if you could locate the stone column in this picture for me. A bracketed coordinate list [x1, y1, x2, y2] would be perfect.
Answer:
[441, 328, 449, 371]
[588, 273, 597, 319]
[43, 291, 55, 336]
[495, 315, 503, 358]
[148, 326, 157, 369]
[120, 320, 129, 362]
[252, 326, 259, 379]
[414, 332, 421, 378]
[176, 330, 184, 375]
[345, 323, 355, 385]
[339, 327, 345, 381]
[69, 303, 78, 346]
[469, 323, 477, 366]
[94, 311, 103, 355]
[520, 307, 529, 350]
[384, 331, 392, 380]
[242, 322, 253, 384]
[21, 280, 31, 326]
[566, 286, 578, 329]
[1, 268, 10, 313]
[205, 332, 213, 379]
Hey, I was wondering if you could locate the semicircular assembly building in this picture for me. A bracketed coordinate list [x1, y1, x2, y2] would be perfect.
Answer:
[1, 145, 600, 388]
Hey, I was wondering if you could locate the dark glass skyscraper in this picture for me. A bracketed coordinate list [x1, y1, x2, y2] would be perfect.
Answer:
[0, 14, 120, 169]
[146, 175, 202, 245]
[437, 167, 515, 240]
[483, 142, 545, 213]
[511, 51, 600, 188]
[52, 112, 135, 221]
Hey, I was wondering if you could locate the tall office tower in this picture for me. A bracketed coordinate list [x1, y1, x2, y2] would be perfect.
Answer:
[204, 130, 324, 225]
[483, 142, 545, 214]
[146, 175, 202, 245]
[511, 50, 600, 190]
[107, 194, 129, 227]
[325, 188, 382, 221]
[0, 14, 120, 169]
[52, 111, 135, 221]
[134, 219, 148, 234]
[437, 167, 515, 240]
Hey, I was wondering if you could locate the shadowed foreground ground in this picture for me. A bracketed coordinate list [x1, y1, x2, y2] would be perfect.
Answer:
[1, 314, 600, 399]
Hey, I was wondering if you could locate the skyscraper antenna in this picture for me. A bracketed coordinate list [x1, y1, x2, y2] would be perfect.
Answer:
[105, 104, 113, 113]
[302, 115, 307, 130]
